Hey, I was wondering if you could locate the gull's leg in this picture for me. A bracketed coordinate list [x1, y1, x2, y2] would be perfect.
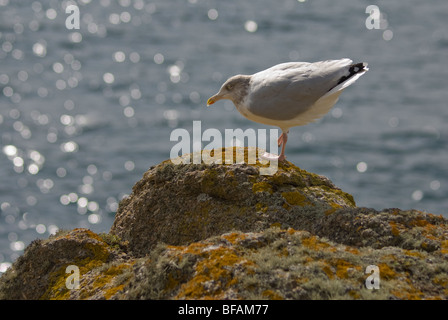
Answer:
[261, 130, 289, 161]
[278, 131, 288, 161]
[278, 133, 283, 147]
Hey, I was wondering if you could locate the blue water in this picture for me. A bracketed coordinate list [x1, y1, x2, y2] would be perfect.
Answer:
[1, 0, 447, 271]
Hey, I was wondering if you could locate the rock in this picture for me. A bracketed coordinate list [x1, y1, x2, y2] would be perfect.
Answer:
[0, 229, 113, 299]
[110, 147, 356, 257]
[1, 147, 448, 300]
[124, 228, 448, 300]
[0, 228, 134, 300]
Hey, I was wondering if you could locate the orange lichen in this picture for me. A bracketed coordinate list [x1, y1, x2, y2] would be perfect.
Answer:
[432, 274, 448, 296]
[169, 242, 209, 255]
[389, 221, 403, 236]
[404, 250, 424, 258]
[344, 247, 360, 255]
[332, 259, 360, 279]
[390, 283, 424, 300]
[441, 240, 448, 255]
[262, 290, 283, 300]
[409, 218, 430, 228]
[377, 263, 397, 280]
[321, 263, 334, 279]
[278, 247, 289, 257]
[301, 236, 336, 253]
[90, 262, 134, 300]
[222, 232, 246, 245]
[348, 290, 361, 299]
[174, 244, 255, 299]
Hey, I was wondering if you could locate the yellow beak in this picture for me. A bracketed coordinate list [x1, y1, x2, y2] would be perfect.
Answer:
[207, 97, 216, 106]
[207, 93, 224, 106]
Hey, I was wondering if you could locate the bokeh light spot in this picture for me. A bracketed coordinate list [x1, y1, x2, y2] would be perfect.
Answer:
[245, 20, 258, 33]
[208, 9, 218, 21]
[356, 162, 368, 173]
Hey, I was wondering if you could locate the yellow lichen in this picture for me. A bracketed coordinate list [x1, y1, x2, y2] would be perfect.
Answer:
[41, 264, 74, 300]
[41, 230, 112, 300]
[208, 147, 267, 169]
[270, 222, 282, 229]
[281, 191, 309, 207]
[252, 181, 273, 194]
[325, 202, 342, 215]
[255, 202, 268, 213]
[37, 229, 143, 300]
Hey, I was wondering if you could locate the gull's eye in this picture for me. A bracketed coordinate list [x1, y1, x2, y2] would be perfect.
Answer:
[226, 84, 233, 90]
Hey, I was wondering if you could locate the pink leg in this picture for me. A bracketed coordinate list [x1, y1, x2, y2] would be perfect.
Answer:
[278, 133, 283, 147]
[278, 131, 288, 161]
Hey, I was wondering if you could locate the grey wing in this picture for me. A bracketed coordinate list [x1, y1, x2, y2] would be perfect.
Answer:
[247, 59, 353, 121]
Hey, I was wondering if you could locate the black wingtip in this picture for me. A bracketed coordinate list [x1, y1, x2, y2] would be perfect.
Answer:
[351, 62, 369, 73]
[335, 62, 368, 86]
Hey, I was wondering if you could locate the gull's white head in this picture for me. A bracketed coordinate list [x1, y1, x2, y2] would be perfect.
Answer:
[207, 75, 251, 107]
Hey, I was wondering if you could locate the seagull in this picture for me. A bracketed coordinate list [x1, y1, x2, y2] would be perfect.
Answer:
[207, 58, 368, 161]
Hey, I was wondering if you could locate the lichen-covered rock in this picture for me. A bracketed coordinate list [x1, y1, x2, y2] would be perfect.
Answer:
[0, 228, 133, 300]
[123, 228, 448, 300]
[110, 147, 356, 257]
[1, 147, 448, 300]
